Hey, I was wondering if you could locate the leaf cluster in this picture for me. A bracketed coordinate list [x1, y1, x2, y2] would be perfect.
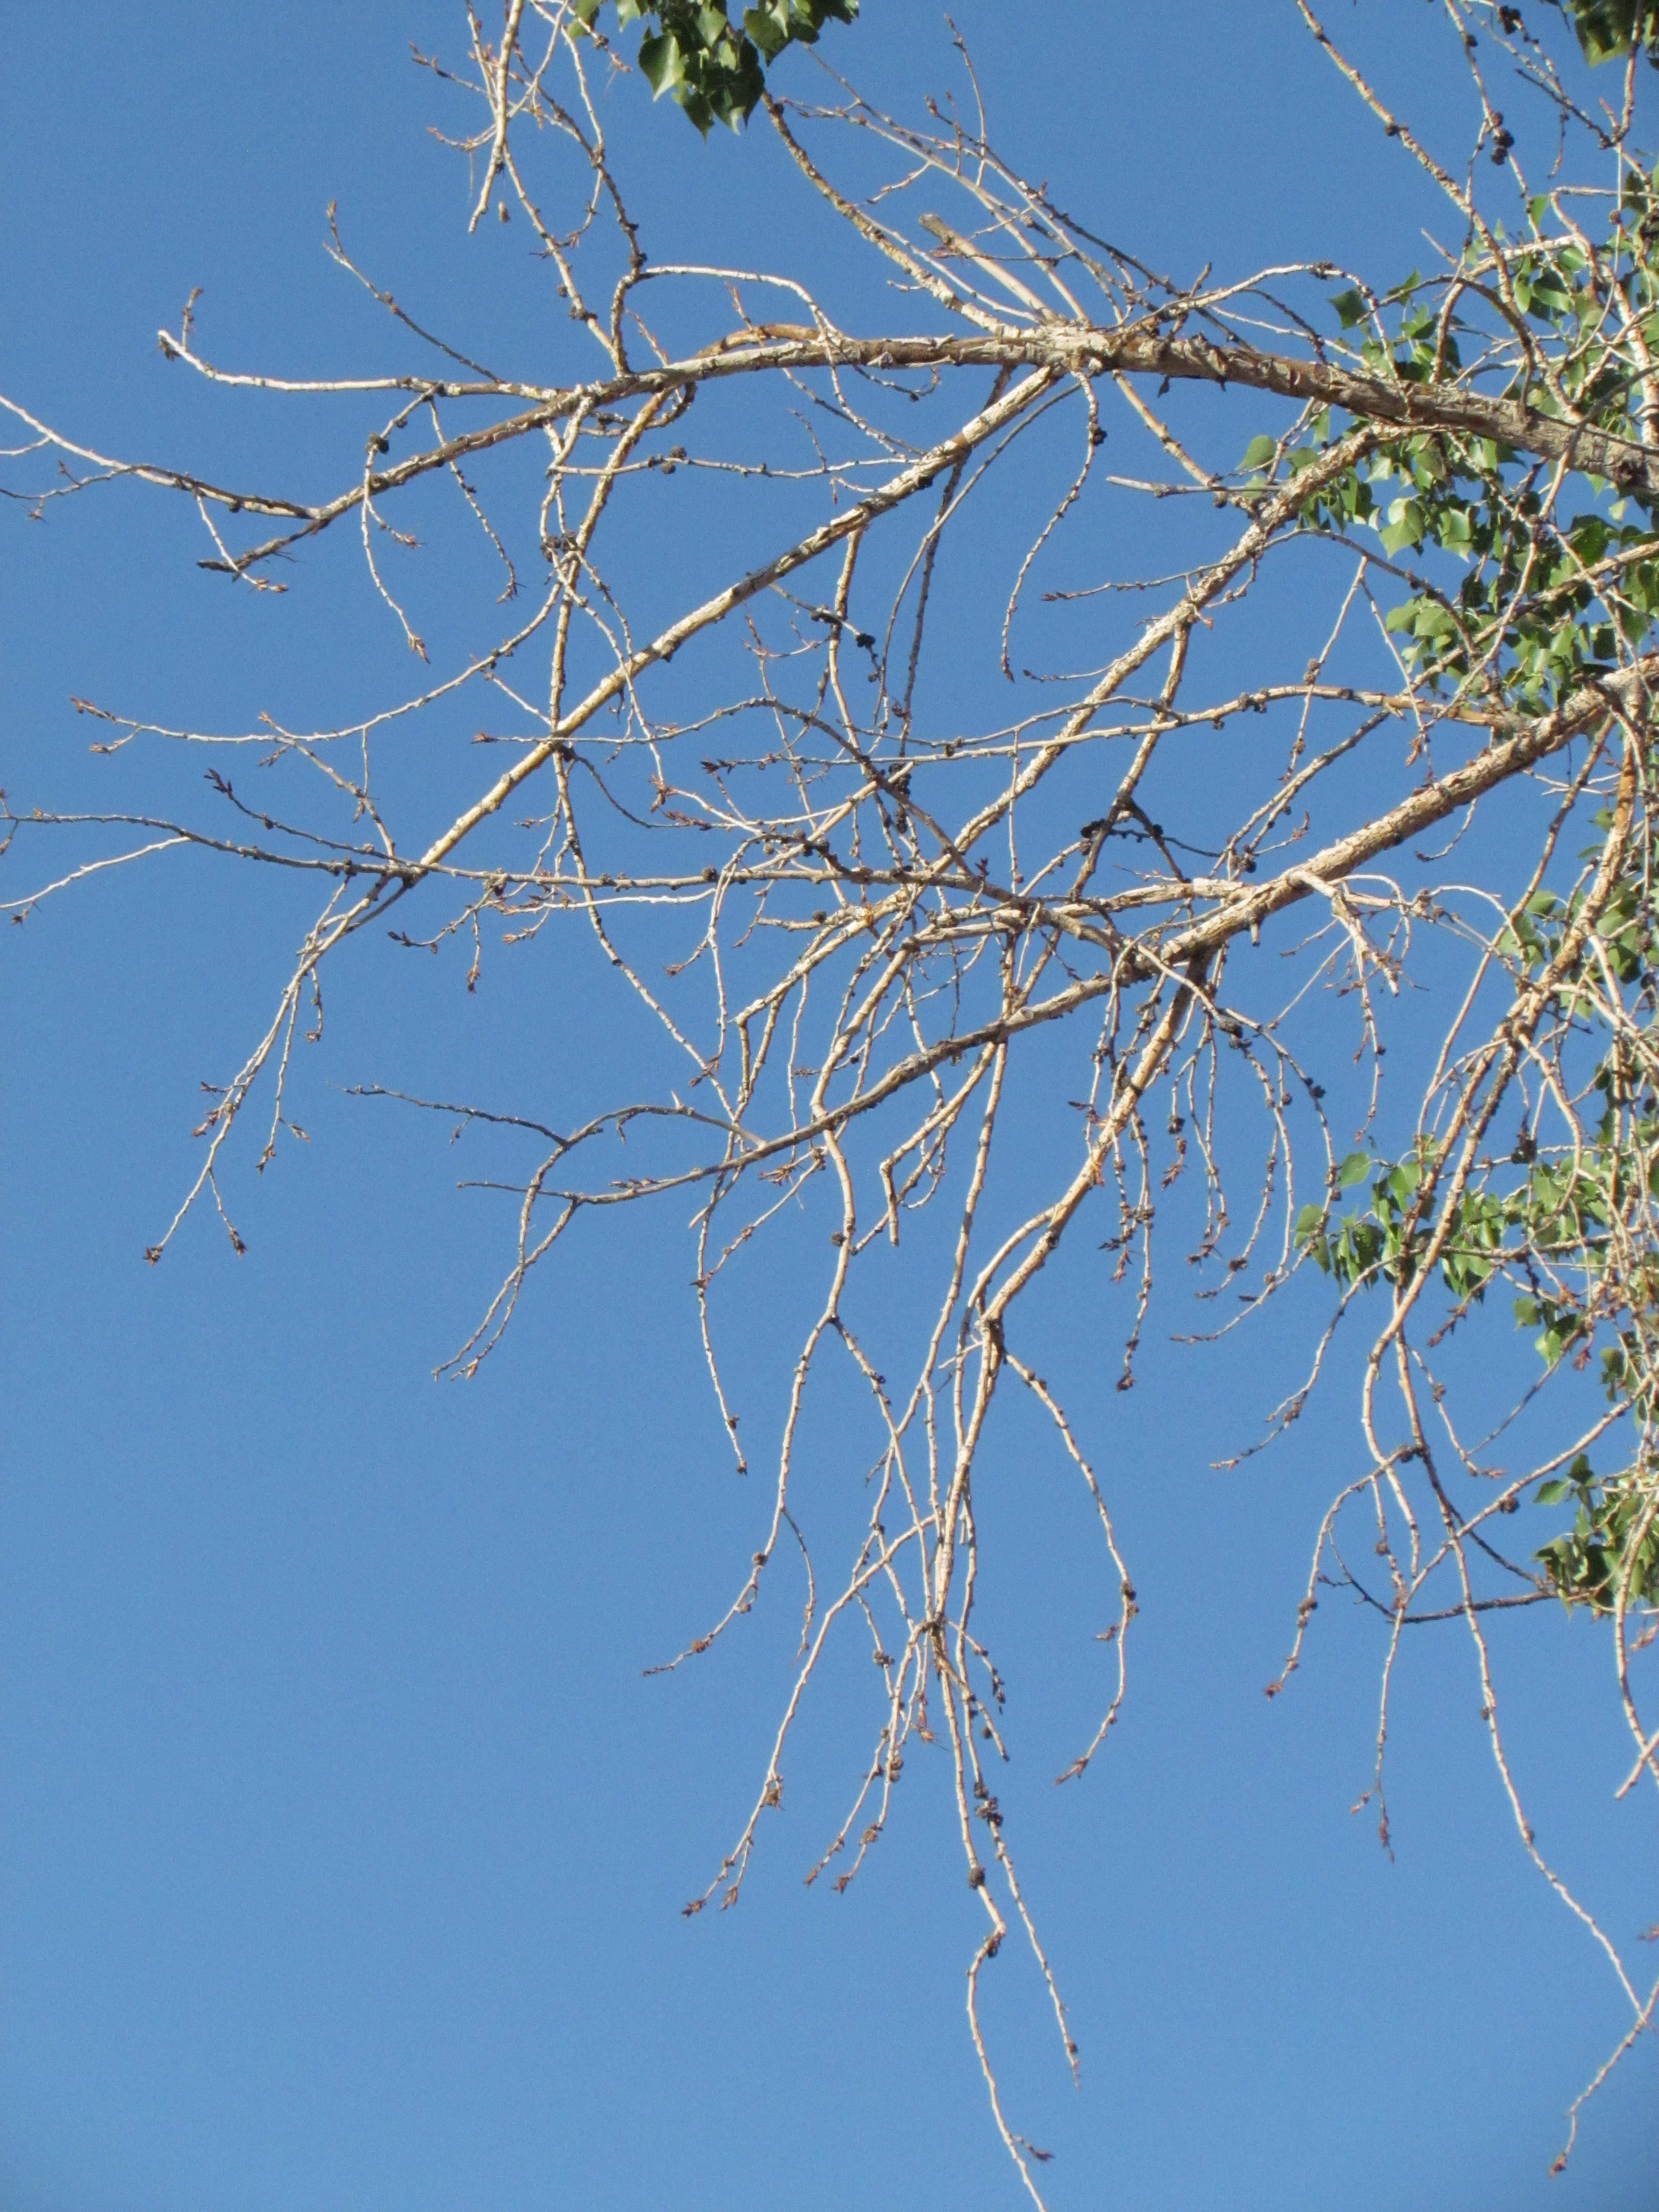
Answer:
[1294, 1141, 1518, 1303]
[1535, 1453, 1659, 1607]
[1562, 0, 1659, 67]
[573, 0, 856, 131]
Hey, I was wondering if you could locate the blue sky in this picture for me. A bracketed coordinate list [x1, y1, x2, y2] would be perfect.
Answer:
[3, 5, 1657, 2208]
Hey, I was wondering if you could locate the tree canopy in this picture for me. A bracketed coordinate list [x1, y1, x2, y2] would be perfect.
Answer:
[572, 0, 1655, 133]
[5, 2, 1658, 2201]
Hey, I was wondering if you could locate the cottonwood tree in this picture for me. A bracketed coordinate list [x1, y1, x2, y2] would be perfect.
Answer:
[6, 1, 1659, 2195]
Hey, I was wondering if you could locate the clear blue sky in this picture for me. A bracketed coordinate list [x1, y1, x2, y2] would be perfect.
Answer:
[3, 6, 1656, 2209]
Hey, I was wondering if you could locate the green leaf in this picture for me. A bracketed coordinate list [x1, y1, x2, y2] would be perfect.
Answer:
[636, 28, 680, 93]
[1329, 288, 1367, 330]
[1565, 0, 1659, 67]
[1536, 1478, 1572, 1504]
[1240, 434, 1276, 471]
[1409, 601, 1457, 639]
[1436, 506, 1473, 548]
[744, 4, 789, 57]
[1337, 1151, 1371, 1188]
[679, 87, 716, 134]
[1380, 502, 1424, 555]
